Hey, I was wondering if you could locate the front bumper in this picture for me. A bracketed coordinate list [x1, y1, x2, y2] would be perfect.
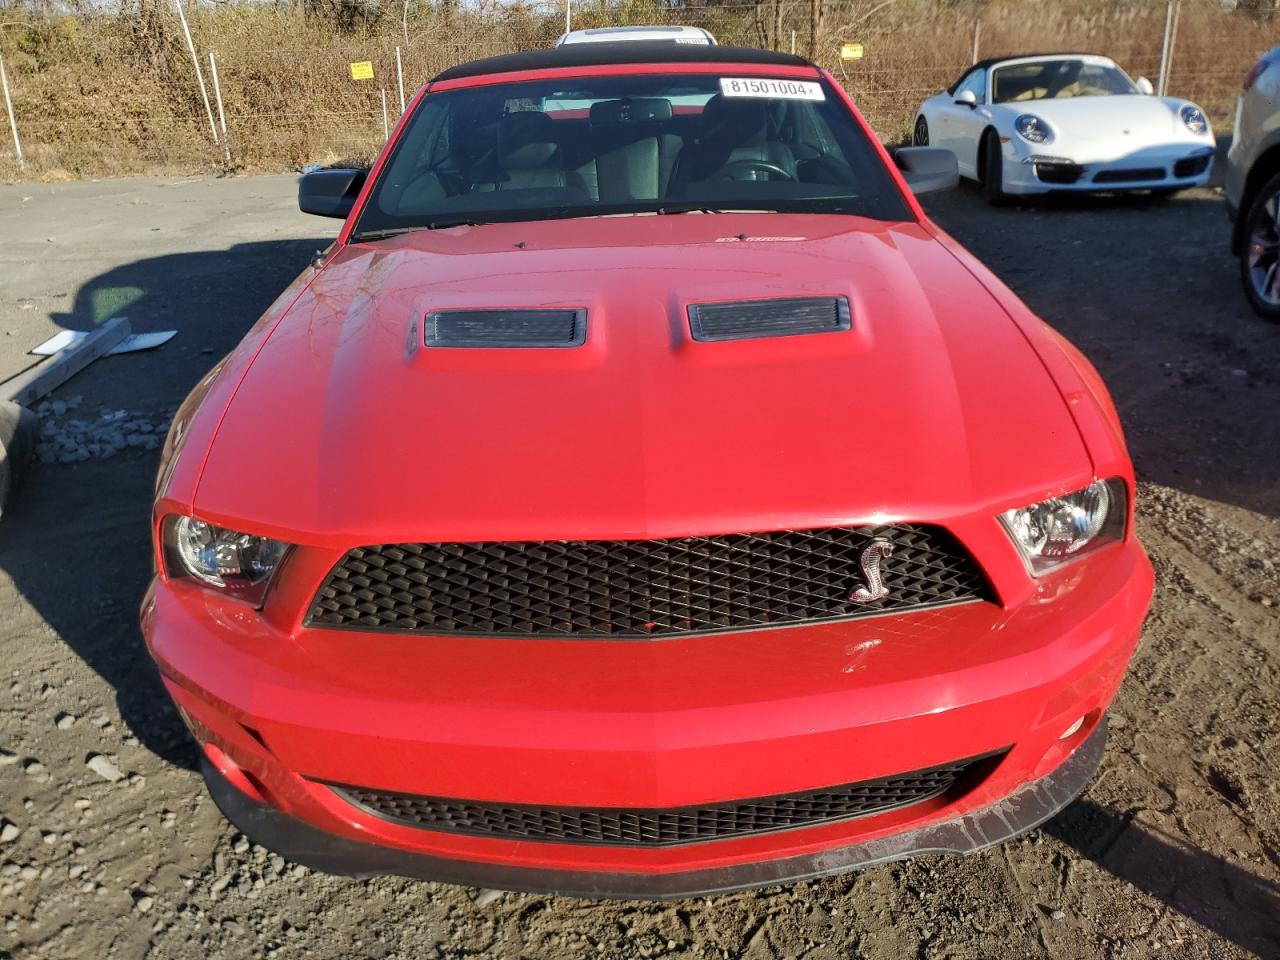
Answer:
[202, 718, 1109, 898]
[144, 536, 1152, 895]
[1003, 142, 1215, 194]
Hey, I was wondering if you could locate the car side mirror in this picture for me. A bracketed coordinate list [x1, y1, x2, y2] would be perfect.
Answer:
[894, 147, 959, 195]
[1135, 76, 1154, 95]
[954, 90, 978, 109]
[298, 168, 368, 219]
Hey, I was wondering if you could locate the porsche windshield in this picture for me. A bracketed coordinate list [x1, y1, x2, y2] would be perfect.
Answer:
[352, 73, 910, 237]
[991, 60, 1138, 103]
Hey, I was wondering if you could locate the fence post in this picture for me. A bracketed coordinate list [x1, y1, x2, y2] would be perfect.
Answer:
[1157, 0, 1179, 97]
[381, 88, 389, 141]
[208, 52, 232, 169]
[971, 20, 981, 65]
[395, 46, 405, 115]
[173, 0, 220, 143]
[0, 55, 23, 172]
[565, 0, 571, 35]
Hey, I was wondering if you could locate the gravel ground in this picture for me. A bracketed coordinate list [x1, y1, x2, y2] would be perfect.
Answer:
[0, 173, 1277, 960]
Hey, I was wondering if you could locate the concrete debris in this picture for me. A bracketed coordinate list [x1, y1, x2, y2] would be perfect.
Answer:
[34, 407, 171, 464]
[85, 754, 124, 783]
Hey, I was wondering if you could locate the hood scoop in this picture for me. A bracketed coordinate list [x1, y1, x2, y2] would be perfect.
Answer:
[688, 296, 852, 342]
[424, 309, 587, 348]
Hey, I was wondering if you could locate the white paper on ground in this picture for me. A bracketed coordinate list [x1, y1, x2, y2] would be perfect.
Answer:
[31, 325, 177, 357]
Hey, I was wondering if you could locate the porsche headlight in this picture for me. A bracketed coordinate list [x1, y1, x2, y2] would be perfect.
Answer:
[1180, 104, 1208, 135]
[999, 479, 1127, 575]
[1015, 114, 1053, 144]
[162, 515, 290, 606]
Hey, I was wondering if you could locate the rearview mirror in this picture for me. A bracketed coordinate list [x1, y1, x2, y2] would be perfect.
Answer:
[298, 168, 368, 219]
[894, 147, 959, 195]
[954, 90, 978, 108]
[1135, 76, 1154, 95]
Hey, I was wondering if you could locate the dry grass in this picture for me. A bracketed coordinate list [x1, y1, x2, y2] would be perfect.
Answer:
[0, 0, 1270, 180]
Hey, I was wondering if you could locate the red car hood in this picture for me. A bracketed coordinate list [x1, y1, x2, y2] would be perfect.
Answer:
[194, 213, 1091, 544]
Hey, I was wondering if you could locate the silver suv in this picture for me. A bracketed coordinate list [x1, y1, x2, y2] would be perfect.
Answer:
[1228, 45, 1280, 319]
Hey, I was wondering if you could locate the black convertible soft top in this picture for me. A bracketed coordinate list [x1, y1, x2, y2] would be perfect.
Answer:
[433, 43, 814, 83]
[946, 52, 1104, 93]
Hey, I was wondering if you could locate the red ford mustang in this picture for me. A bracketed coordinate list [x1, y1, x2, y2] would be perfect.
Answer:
[142, 43, 1154, 897]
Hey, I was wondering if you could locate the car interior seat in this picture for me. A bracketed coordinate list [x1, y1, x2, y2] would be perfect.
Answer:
[588, 97, 681, 202]
[676, 95, 798, 183]
[482, 111, 567, 191]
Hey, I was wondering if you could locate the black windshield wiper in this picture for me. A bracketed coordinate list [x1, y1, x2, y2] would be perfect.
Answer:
[655, 205, 730, 215]
[351, 219, 487, 242]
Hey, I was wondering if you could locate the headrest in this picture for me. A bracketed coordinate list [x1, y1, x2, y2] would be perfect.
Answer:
[588, 97, 674, 125]
[498, 112, 559, 170]
[699, 94, 770, 137]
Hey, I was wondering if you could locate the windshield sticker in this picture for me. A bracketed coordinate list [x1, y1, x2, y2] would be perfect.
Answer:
[719, 78, 824, 101]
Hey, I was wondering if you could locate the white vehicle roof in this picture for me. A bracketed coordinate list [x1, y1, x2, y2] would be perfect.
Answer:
[555, 25, 717, 47]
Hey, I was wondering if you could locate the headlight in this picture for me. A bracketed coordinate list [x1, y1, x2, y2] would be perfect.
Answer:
[999, 479, 1127, 575]
[1180, 104, 1209, 135]
[162, 515, 290, 606]
[1015, 114, 1053, 144]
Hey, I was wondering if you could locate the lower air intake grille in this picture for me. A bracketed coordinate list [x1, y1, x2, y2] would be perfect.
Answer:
[305, 524, 991, 638]
[1173, 155, 1211, 178]
[333, 753, 999, 846]
[1033, 162, 1083, 184]
[424, 309, 586, 347]
[688, 296, 851, 342]
[1093, 167, 1165, 184]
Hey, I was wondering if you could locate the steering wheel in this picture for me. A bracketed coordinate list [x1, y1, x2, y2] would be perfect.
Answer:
[716, 158, 795, 182]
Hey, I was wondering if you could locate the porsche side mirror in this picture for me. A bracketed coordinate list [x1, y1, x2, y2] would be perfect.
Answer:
[1135, 76, 1154, 95]
[954, 90, 978, 109]
[298, 168, 368, 219]
[894, 147, 959, 195]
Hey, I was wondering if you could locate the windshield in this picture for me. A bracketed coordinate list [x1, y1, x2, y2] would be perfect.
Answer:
[352, 73, 911, 238]
[991, 60, 1138, 104]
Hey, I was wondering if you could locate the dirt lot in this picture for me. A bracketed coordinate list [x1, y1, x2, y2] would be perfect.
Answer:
[0, 171, 1277, 960]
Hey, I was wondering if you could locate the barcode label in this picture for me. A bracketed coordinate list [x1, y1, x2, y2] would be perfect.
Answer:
[719, 78, 825, 100]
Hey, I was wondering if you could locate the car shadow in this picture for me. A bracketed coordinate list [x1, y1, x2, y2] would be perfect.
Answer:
[1043, 798, 1280, 956]
[0, 238, 327, 770]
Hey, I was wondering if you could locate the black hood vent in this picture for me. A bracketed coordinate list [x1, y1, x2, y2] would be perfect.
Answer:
[424, 309, 587, 348]
[688, 296, 851, 342]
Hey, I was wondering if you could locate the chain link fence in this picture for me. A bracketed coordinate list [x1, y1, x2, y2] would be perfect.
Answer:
[0, 0, 1270, 179]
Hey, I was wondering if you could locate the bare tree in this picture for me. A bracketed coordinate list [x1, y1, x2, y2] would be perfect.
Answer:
[807, 0, 824, 58]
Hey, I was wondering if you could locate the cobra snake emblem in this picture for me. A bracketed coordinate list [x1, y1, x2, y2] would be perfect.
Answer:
[849, 538, 894, 603]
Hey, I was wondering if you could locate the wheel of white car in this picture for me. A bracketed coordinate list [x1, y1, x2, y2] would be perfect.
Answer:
[913, 116, 929, 146]
[981, 130, 1007, 205]
[1240, 171, 1280, 322]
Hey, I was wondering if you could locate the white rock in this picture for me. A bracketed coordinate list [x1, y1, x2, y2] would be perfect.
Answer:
[86, 754, 124, 782]
[0, 822, 19, 843]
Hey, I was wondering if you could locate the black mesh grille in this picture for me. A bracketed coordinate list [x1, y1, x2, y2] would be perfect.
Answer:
[332, 753, 998, 846]
[688, 296, 851, 342]
[1173, 155, 1211, 178]
[424, 309, 586, 347]
[305, 525, 992, 638]
[1034, 162, 1083, 184]
[1093, 167, 1165, 184]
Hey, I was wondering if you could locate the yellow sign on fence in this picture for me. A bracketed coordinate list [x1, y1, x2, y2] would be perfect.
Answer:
[350, 61, 374, 81]
[840, 43, 864, 61]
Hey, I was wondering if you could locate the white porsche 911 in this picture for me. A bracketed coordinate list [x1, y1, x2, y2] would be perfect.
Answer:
[913, 53, 1216, 202]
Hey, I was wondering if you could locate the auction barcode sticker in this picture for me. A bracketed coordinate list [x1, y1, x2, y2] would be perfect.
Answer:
[719, 78, 824, 100]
